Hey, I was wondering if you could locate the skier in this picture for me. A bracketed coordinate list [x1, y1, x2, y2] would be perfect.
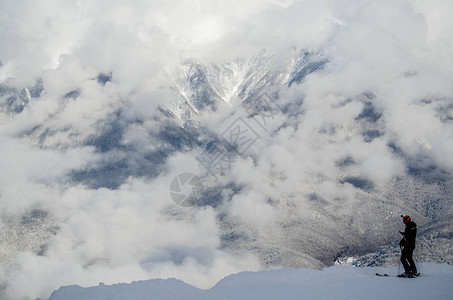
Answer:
[399, 215, 418, 277]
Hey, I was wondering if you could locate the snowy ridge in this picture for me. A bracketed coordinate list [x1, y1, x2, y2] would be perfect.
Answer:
[166, 50, 327, 120]
[43, 263, 453, 300]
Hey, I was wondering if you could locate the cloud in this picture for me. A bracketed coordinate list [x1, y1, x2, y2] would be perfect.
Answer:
[230, 189, 278, 230]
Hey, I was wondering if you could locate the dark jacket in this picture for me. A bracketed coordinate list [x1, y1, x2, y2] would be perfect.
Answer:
[400, 221, 417, 249]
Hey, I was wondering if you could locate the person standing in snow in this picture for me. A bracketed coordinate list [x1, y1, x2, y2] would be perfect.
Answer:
[399, 215, 418, 277]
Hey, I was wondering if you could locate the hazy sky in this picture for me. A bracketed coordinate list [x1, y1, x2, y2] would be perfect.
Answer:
[1, 0, 453, 299]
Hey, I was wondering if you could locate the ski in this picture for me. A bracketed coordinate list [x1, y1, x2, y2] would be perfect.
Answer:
[376, 273, 420, 278]
[397, 273, 420, 278]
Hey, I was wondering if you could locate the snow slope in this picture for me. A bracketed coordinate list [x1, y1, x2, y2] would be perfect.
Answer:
[44, 263, 453, 300]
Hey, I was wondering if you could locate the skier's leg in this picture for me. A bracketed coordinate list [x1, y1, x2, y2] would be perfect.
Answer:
[400, 247, 410, 273]
[407, 248, 417, 274]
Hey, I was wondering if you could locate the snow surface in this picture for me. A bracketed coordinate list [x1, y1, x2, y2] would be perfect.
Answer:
[44, 263, 453, 300]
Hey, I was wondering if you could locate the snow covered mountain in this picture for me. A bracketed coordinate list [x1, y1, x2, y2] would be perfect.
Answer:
[43, 263, 453, 300]
[2, 48, 452, 276]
